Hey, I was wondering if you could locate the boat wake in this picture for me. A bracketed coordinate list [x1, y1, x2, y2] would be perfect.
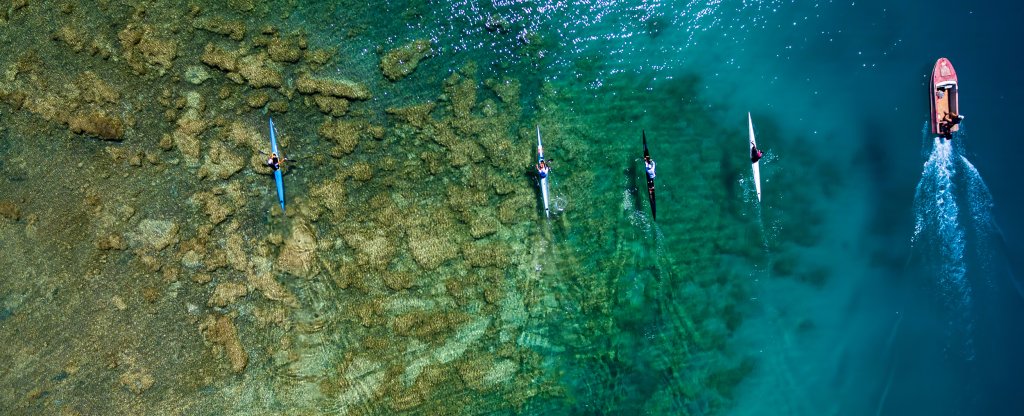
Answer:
[910, 128, 994, 358]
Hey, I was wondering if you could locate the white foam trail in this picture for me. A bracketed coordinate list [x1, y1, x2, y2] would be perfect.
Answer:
[912, 137, 970, 308]
[962, 155, 996, 276]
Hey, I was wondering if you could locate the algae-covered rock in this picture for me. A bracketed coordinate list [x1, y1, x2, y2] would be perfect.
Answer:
[309, 175, 347, 219]
[343, 231, 396, 271]
[237, 53, 283, 89]
[54, 25, 86, 52]
[485, 77, 520, 107]
[351, 162, 373, 181]
[78, 71, 120, 104]
[318, 118, 366, 155]
[128, 219, 179, 251]
[382, 271, 415, 291]
[445, 69, 478, 119]
[249, 259, 298, 306]
[246, 91, 270, 108]
[267, 36, 303, 63]
[198, 142, 245, 180]
[277, 222, 319, 278]
[208, 282, 248, 307]
[0, 201, 20, 221]
[96, 234, 127, 250]
[304, 48, 334, 67]
[69, 111, 124, 140]
[192, 16, 246, 41]
[184, 65, 212, 85]
[386, 102, 435, 129]
[393, 310, 468, 342]
[118, 24, 177, 75]
[200, 43, 239, 72]
[462, 241, 510, 269]
[312, 95, 348, 116]
[467, 208, 499, 239]
[407, 228, 459, 270]
[380, 39, 433, 81]
[200, 314, 248, 373]
[296, 74, 371, 100]
[119, 367, 155, 394]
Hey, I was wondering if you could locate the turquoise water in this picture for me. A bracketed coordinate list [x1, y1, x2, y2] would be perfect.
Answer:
[2, 0, 1023, 414]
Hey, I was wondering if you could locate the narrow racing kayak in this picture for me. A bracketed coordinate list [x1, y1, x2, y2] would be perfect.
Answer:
[642, 130, 656, 221]
[748, 112, 762, 202]
[269, 117, 285, 212]
[537, 125, 550, 218]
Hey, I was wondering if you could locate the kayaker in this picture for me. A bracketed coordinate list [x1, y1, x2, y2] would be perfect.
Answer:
[537, 160, 550, 179]
[644, 156, 656, 179]
[267, 153, 281, 171]
[750, 142, 763, 163]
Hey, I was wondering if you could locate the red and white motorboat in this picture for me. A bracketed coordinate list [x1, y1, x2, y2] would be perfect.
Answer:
[929, 58, 961, 139]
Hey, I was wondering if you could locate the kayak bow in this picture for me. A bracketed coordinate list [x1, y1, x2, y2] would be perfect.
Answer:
[269, 118, 285, 212]
[537, 125, 550, 218]
[642, 130, 656, 220]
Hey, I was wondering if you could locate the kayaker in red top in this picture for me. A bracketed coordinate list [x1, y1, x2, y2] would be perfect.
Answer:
[750, 142, 763, 163]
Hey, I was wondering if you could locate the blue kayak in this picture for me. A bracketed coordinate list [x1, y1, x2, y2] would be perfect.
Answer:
[268, 118, 285, 212]
[537, 125, 550, 218]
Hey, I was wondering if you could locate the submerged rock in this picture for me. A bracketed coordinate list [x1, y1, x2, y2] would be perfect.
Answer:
[198, 142, 245, 180]
[0, 201, 21, 221]
[380, 39, 433, 81]
[184, 65, 212, 85]
[237, 53, 283, 89]
[295, 74, 370, 100]
[208, 282, 248, 307]
[118, 24, 177, 75]
[407, 229, 459, 270]
[200, 314, 248, 373]
[192, 16, 246, 41]
[119, 367, 155, 394]
[201, 43, 239, 72]
[128, 219, 179, 251]
[277, 222, 319, 278]
[267, 36, 303, 63]
[69, 111, 124, 140]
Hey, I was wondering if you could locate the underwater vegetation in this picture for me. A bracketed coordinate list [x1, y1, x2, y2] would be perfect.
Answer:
[0, 1, 834, 414]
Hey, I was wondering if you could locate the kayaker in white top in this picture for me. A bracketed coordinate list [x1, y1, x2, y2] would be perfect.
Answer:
[537, 160, 550, 179]
[267, 153, 281, 171]
[644, 156, 656, 179]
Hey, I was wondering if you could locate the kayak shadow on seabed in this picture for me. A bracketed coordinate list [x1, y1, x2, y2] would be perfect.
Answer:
[878, 124, 1024, 414]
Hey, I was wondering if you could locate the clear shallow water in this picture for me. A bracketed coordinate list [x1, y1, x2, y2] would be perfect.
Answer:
[1, 0, 1023, 414]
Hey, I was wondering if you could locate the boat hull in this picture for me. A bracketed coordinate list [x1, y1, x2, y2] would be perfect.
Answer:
[748, 113, 762, 202]
[269, 118, 285, 212]
[929, 57, 959, 138]
[642, 131, 656, 221]
[537, 126, 550, 218]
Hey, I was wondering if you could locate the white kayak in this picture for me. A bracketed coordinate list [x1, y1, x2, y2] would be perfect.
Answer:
[537, 125, 550, 218]
[748, 112, 762, 202]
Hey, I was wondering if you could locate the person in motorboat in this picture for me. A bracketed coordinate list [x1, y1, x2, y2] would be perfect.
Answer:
[750, 142, 763, 163]
[939, 111, 964, 139]
[537, 160, 550, 179]
[644, 155, 656, 179]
